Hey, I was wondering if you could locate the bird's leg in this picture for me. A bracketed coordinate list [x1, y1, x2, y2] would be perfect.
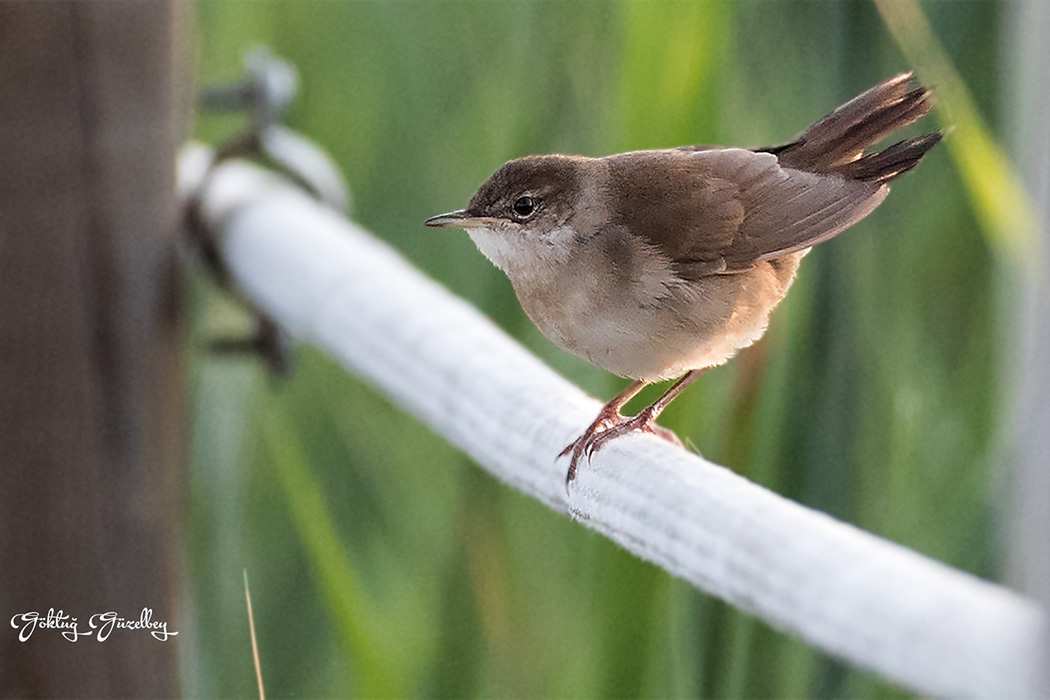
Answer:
[565, 369, 708, 482]
[561, 379, 646, 482]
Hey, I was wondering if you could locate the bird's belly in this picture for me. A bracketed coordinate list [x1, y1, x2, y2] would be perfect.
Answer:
[516, 256, 801, 382]
[532, 299, 763, 382]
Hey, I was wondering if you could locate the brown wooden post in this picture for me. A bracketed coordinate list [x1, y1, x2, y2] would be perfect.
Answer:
[0, 2, 185, 696]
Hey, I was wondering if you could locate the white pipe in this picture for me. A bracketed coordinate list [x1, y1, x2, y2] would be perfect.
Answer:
[179, 145, 1047, 699]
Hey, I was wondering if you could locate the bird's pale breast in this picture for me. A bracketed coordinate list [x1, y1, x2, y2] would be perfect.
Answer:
[513, 233, 804, 381]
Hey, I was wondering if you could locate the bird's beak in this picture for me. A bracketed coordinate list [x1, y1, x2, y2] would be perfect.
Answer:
[424, 209, 492, 229]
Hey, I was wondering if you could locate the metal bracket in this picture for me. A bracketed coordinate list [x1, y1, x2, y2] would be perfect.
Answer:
[184, 48, 351, 377]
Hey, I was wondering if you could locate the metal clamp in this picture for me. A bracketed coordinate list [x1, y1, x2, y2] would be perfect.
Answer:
[184, 48, 351, 377]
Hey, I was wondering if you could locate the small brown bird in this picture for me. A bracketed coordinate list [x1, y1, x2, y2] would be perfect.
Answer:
[427, 73, 941, 483]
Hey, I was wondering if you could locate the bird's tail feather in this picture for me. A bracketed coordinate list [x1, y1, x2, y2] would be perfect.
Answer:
[759, 73, 940, 180]
[838, 132, 943, 183]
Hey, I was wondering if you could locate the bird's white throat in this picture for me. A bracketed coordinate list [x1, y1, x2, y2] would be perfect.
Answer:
[467, 225, 578, 280]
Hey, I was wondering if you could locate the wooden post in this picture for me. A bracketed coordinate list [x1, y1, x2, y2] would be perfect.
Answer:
[0, 2, 184, 696]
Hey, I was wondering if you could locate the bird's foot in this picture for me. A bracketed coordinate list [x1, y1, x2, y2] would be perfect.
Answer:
[561, 406, 682, 485]
[560, 405, 623, 483]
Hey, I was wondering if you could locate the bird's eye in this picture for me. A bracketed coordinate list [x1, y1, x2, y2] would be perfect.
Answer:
[512, 196, 536, 218]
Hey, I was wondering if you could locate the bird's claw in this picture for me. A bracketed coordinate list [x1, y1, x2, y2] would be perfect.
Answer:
[562, 408, 682, 486]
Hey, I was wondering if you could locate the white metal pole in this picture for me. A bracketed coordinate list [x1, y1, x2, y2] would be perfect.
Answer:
[180, 146, 1047, 700]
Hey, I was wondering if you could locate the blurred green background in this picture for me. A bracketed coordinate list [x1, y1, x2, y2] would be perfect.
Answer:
[187, 2, 1024, 697]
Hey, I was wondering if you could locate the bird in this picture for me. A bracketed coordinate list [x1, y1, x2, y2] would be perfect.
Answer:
[426, 73, 941, 484]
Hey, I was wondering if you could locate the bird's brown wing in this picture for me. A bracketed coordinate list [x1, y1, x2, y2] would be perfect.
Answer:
[604, 148, 887, 276]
